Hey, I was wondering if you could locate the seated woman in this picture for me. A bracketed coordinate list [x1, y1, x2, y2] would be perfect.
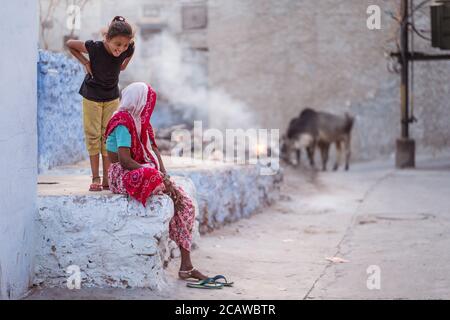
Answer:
[105, 82, 207, 281]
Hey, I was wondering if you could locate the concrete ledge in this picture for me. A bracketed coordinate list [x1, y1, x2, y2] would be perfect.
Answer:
[170, 164, 283, 233]
[35, 194, 172, 290]
[35, 159, 282, 289]
[35, 177, 199, 290]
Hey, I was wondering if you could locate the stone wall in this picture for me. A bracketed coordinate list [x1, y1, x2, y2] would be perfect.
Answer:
[0, 0, 38, 300]
[38, 0, 208, 90]
[37, 51, 87, 172]
[208, 0, 450, 160]
[34, 163, 282, 288]
[35, 194, 174, 289]
[36, 50, 202, 171]
[35, 177, 198, 289]
[171, 164, 283, 233]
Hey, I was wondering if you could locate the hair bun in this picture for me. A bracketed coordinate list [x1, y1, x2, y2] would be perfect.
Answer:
[113, 16, 126, 22]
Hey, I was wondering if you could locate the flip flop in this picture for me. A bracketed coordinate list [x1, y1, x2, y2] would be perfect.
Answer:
[187, 275, 234, 287]
[186, 278, 224, 289]
[210, 275, 234, 287]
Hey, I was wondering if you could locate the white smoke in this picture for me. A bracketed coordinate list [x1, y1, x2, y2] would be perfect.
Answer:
[145, 32, 257, 129]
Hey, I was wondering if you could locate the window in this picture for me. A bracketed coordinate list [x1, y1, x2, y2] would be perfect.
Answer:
[182, 4, 208, 30]
[142, 5, 160, 18]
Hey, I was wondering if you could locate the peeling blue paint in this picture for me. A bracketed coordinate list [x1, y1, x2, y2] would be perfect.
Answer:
[37, 50, 87, 173]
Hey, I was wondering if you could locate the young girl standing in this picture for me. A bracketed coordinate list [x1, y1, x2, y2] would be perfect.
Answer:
[67, 16, 135, 191]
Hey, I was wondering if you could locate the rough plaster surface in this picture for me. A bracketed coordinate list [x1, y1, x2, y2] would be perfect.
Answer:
[34, 166, 282, 290]
[208, 0, 450, 160]
[35, 163, 282, 289]
[35, 178, 198, 289]
[0, 0, 38, 300]
[35, 194, 173, 290]
[171, 164, 284, 233]
[37, 50, 86, 173]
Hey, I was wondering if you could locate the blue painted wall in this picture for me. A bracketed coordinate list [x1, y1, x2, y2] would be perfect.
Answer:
[37, 51, 197, 173]
[37, 51, 86, 173]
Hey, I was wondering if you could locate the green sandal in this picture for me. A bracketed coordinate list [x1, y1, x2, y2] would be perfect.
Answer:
[210, 275, 234, 287]
[187, 275, 234, 288]
[186, 278, 224, 289]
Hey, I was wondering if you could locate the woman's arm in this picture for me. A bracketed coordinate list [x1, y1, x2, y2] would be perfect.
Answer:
[66, 40, 92, 76]
[152, 146, 167, 175]
[118, 147, 145, 170]
[151, 146, 184, 209]
[118, 146, 183, 209]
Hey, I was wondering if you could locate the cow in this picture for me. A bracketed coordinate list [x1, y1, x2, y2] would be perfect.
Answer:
[282, 108, 354, 171]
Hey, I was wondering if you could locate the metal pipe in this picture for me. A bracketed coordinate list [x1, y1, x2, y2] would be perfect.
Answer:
[401, 0, 410, 139]
[390, 52, 450, 63]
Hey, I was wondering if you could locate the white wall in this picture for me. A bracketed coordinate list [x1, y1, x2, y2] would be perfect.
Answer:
[0, 0, 38, 299]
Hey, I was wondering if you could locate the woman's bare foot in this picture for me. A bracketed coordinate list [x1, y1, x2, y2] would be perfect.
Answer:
[178, 267, 208, 281]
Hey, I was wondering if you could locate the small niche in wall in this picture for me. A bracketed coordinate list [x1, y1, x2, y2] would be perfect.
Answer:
[140, 24, 165, 41]
[63, 34, 79, 50]
[182, 4, 208, 30]
[138, 23, 166, 58]
[142, 5, 161, 19]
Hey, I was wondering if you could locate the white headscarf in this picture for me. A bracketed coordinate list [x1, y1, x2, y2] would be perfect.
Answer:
[117, 82, 149, 137]
[116, 82, 160, 169]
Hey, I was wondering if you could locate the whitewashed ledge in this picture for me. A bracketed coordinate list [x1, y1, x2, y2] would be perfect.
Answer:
[35, 158, 283, 289]
[35, 177, 199, 290]
[169, 163, 283, 234]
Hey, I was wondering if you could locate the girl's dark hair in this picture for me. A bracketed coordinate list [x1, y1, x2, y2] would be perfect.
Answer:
[106, 16, 134, 40]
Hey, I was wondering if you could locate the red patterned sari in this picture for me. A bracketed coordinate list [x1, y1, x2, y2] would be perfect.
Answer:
[105, 83, 195, 251]
[105, 84, 163, 206]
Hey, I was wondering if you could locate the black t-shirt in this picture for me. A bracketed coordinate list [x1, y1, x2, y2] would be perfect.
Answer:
[79, 40, 135, 102]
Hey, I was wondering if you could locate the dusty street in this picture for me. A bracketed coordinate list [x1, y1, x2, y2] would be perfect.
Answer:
[28, 154, 450, 300]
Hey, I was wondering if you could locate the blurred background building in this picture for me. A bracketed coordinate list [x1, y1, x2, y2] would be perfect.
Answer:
[37, 0, 450, 161]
